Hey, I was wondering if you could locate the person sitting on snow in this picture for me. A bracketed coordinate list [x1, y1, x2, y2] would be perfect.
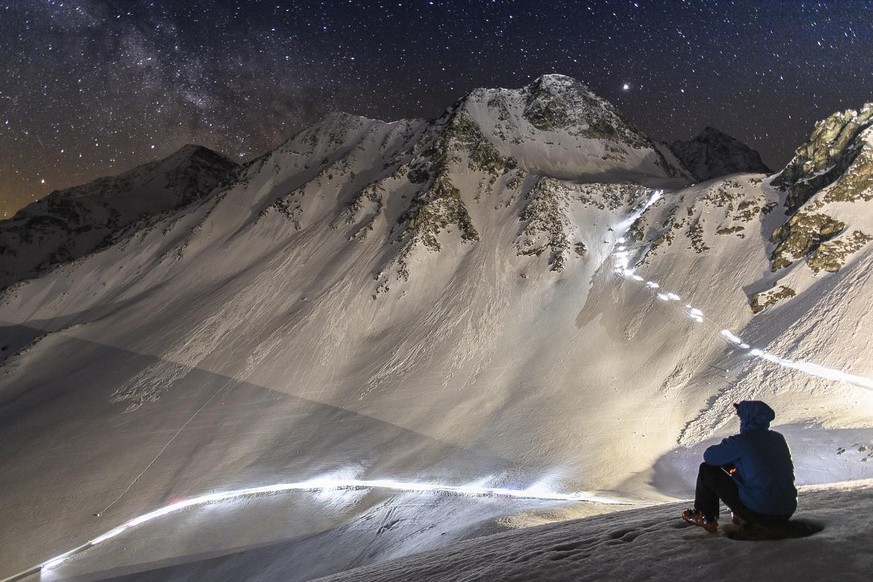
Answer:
[682, 400, 797, 533]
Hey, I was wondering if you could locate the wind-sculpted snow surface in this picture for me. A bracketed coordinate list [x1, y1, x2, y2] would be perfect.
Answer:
[1, 475, 625, 582]
[321, 481, 873, 582]
[1, 81, 873, 579]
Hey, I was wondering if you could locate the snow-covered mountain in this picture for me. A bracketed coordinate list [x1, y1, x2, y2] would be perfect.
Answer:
[0, 145, 238, 291]
[669, 126, 772, 182]
[1, 78, 872, 581]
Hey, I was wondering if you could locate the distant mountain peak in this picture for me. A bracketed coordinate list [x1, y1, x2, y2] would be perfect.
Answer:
[165, 143, 233, 164]
[668, 127, 771, 182]
[452, 75, 685, 181]
[0, 143, 238, 290]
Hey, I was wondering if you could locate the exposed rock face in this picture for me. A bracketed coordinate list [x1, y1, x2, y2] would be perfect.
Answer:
[768, 105, 873, 273]
[750, 285, 796, 314]
[521, 75, 650, 148]
[630, 176, 775, 261]
[462, 74, 688, 180]
[775, 104, 873, 213]
[669, 127, 771, 182]
[516, 180, 647, 272]
[396, 110, 501, 254]
[0, 146, 238, 290]
[769, 212, 846, 271]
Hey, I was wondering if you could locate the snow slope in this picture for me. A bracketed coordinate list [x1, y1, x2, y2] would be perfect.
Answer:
[321, 480, 873, 582]
[14, 480, 868, 581]
[0, 145, 238, 291]
[1, 80, 872, 580]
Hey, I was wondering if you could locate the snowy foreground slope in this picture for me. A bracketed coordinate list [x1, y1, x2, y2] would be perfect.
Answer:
[321, 481, 873, 582]
[28, 480, 873, 581]
[1, 77, 873, 580]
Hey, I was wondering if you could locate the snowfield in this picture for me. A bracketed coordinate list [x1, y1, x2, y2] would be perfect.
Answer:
[1, 77, 872, 580]
[322, 480, 873, 582]
[5, 480, 870, 581]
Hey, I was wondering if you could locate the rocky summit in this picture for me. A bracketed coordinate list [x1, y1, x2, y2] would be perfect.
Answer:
[775, 104, 873, 212]
[768, 104, 873, 276]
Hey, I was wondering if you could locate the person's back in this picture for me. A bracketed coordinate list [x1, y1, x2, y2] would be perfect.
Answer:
[684, 400, 797, 532]
[718, 428, 797, 517]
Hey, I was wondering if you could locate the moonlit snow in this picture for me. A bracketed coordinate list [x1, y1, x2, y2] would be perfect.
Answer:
[2, 76, 872, 580]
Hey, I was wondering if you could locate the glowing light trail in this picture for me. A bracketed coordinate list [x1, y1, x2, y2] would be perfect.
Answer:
[610, 191, 873, 391]
[720, 330, 750, 350]
[2, 477, 627, 581]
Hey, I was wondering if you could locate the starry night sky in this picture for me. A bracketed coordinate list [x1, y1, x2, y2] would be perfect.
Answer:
[1, 0, 871, 217]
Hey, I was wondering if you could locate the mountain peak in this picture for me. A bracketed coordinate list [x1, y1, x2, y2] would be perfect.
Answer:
[775, 103, 873, 212]
[453, 74, 684, 182]
[669, 127, 771, 182]
[0, 143, 238, 290]
[518, 74, 647, 146]
[767, 104, 873, 274]
[699, 126, 727, 138]
[529, 73, 591, 92]
[167, 143, 229, 161]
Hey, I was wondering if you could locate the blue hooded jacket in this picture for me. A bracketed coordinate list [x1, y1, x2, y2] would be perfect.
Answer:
[703, 400, 797, 517]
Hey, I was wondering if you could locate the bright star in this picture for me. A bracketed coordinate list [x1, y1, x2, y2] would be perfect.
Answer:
[622, 83, 630, 91]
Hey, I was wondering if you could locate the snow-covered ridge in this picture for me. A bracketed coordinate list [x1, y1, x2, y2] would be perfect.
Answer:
[0, 145, 238, 291]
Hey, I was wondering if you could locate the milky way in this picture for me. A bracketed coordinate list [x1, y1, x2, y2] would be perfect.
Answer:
[1, 0, 871, 217]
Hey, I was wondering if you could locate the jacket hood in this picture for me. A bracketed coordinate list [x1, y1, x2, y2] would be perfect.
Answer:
[735, 400, 775, 432]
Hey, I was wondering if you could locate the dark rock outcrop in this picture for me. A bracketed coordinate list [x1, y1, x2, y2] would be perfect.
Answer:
[669, 127, 771, 182]
[774, 104, 873, 213]
[768, 104, 873, 273]
[521, 75, 651, 148]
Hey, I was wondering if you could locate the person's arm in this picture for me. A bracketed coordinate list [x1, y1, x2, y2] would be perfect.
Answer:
[703, 436, 741, 466]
